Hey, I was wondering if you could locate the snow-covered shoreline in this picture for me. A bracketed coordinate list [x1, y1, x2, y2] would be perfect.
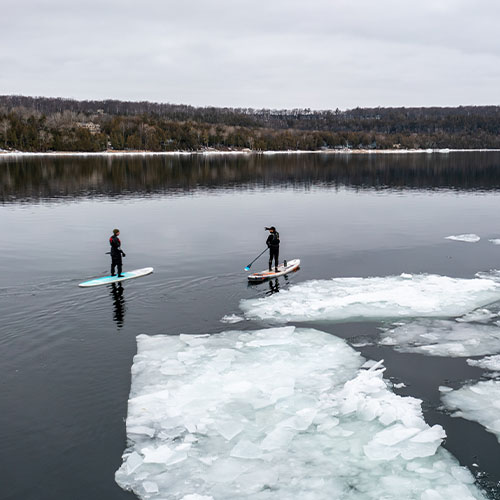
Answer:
[1, 148, 500, 158]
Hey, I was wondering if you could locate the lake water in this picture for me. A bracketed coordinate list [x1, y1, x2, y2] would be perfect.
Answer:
[1, 152, 500, 499]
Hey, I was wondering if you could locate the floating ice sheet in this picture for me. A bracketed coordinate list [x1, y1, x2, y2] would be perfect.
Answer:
[456, 308, 498, 323]
[445, 234, 481, 243]
[220, 314, 245, 324]
[115, 327, 485, 500]
[379, 319, 500, 357]
[441, 380, 500, 444]
[467, 355, 500, 371]
[240, 274, 500, 323]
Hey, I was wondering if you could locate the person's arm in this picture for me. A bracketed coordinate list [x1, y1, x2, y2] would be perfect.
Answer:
[116, 238, 126, 256]
[266, 235, 272, 247]
[118, 238, 126, 257]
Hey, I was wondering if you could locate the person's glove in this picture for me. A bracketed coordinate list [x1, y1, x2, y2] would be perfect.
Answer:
[122, 252, 126, 257]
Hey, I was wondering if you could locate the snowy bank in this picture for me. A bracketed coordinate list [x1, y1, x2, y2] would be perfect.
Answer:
[2, 148, 500, 158]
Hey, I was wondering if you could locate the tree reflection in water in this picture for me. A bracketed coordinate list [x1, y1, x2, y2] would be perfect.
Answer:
[2, 152, 500, 203]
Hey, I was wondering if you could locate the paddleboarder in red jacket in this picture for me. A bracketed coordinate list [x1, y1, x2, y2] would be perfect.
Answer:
[109, 229, 126, 277]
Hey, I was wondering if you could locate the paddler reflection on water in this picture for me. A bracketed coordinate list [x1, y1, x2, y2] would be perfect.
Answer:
[110, 283, 126, 328]
[267, 278, 280, 295]
[266, 226, 280, 272]
[109, 228, 126, 277]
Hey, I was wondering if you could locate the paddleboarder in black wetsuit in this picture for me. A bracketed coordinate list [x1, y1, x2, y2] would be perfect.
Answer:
[109, 228, 126, 277]
[266, 226, 280, 272]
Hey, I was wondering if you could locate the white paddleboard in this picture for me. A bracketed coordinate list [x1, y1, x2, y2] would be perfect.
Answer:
[248, 259, 300, 282]
[79, 267, 153, 288]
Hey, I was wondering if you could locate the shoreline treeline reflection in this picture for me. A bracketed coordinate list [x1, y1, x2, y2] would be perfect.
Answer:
[1, 152, 500, 203]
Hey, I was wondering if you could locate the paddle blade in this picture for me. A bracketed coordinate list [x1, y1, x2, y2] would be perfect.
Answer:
[244, 266, 251, 271]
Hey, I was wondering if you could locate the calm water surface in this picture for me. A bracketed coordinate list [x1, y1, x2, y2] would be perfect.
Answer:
[1, 153, 500, 500]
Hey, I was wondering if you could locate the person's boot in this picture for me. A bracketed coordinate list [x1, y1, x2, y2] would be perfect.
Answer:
[275, 267, 279, 272]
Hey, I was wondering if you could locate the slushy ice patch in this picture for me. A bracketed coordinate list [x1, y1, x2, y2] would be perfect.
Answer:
[379, 319, 500, 357]
[115, 327, 486, 500]
[240, 274, 500, 323]
[441, 380, 500, 444]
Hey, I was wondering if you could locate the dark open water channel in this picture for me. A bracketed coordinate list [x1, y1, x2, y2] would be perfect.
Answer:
[1, 152, 500, 499]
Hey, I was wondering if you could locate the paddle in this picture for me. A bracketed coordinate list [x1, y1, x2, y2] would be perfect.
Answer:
[245, 248, 268, 271]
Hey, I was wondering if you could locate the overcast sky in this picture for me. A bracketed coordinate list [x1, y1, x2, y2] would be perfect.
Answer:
[1, 0, 499, 110]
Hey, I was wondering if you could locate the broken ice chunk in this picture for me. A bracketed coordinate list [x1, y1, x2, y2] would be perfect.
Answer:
[441, 379, 500, 443]
[445, 234, 480, 243]
[125, 451, 143, 475]
[467, 354, 500, 371]
[229, 439, 263, 459]
[181, 495, 214, 500]
[141, 445, 174, 463]
[214, 419, 244, 441]
[220, 314, 244, 324]
[223, 380, 253, 393]
[205, 458, 249, 483]
[128, 426, 155, 438]
[280, 408, 317, 431]
[261, 426, 296, 451]
[160, 359, 186, 375]
[142, 445, 187, 465]
[179, 334, 209, 346]
[456, 308, 497, 323]
[143, 481, 159, 494]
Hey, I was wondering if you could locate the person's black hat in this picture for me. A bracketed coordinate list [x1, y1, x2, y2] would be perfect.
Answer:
[265, 226, 276, 231]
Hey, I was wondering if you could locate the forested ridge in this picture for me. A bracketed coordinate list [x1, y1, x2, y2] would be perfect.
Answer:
[2, 95, 500, 152]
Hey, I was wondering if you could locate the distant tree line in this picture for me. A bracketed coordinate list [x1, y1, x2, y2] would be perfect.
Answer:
[1, 95, 500, 152]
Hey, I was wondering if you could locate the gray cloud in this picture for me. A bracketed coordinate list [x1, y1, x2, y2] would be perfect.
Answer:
[1, 0, 500, 109]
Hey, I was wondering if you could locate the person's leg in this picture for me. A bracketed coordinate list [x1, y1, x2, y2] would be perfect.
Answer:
[274, 249, 279, 272]
[117, 257, 123, 277]
[269, 249, 272, 271]
[111, 259, 116, 276]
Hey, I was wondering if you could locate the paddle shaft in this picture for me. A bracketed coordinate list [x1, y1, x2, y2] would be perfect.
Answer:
[245, 247, 268, 270]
